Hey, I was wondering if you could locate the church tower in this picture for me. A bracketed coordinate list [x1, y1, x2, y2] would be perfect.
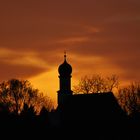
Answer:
[57, 53, 73, 106]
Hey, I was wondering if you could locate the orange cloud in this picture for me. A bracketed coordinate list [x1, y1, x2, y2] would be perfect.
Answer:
[57, 37, 90, 44]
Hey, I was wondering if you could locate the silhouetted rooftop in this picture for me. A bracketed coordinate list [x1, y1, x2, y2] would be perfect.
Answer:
[57, 92, 126, 122]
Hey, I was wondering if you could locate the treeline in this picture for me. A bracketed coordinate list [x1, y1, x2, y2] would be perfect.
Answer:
[0, 76, 139, 137]
[0, 79, 54, 134]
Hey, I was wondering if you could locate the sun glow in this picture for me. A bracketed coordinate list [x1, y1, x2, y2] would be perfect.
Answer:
[29, 68, 58, 106]
[29, 66, 78, 107]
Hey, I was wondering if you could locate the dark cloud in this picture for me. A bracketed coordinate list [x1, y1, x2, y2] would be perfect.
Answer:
[0, 61, 47, 82]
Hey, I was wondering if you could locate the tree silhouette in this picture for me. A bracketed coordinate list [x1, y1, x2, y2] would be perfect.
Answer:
[20, 103, 36, 117]
[0, 102, 10, 118]
[0, 79, 53, 114]
[117, 82, 140, 116]
[39, 106, 49, 127]
[73, 74, 119, 94]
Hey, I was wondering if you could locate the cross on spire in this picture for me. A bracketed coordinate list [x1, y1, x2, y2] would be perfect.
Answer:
[64, 51, 67, 61]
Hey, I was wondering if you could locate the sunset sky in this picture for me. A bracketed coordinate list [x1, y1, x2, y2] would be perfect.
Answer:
[0, 0, 140, 106]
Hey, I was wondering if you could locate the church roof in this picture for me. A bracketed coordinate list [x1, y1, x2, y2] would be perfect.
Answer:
[58, 92, 126, 121]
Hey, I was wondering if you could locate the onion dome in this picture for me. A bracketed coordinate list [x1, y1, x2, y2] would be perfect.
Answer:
[58, 53, 72, 76]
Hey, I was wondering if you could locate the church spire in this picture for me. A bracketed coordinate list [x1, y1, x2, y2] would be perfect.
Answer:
[58, 53, 73, 105]
[64, 51, 67, 61]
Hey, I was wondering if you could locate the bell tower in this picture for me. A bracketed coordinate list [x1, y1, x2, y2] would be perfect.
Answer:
[57, 52, 73, 106]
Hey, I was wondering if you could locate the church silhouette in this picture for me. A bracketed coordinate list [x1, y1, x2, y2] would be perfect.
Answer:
[54, 54, 127, 129]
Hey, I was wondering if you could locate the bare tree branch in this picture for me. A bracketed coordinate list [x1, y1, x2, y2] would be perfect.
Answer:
[73, 74, 119, 94]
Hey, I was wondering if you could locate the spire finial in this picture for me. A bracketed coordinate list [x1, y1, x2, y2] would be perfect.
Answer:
[64, 51, 67, 61]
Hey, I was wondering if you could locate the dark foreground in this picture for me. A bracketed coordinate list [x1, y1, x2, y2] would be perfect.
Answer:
[0, 118, 139, 140]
